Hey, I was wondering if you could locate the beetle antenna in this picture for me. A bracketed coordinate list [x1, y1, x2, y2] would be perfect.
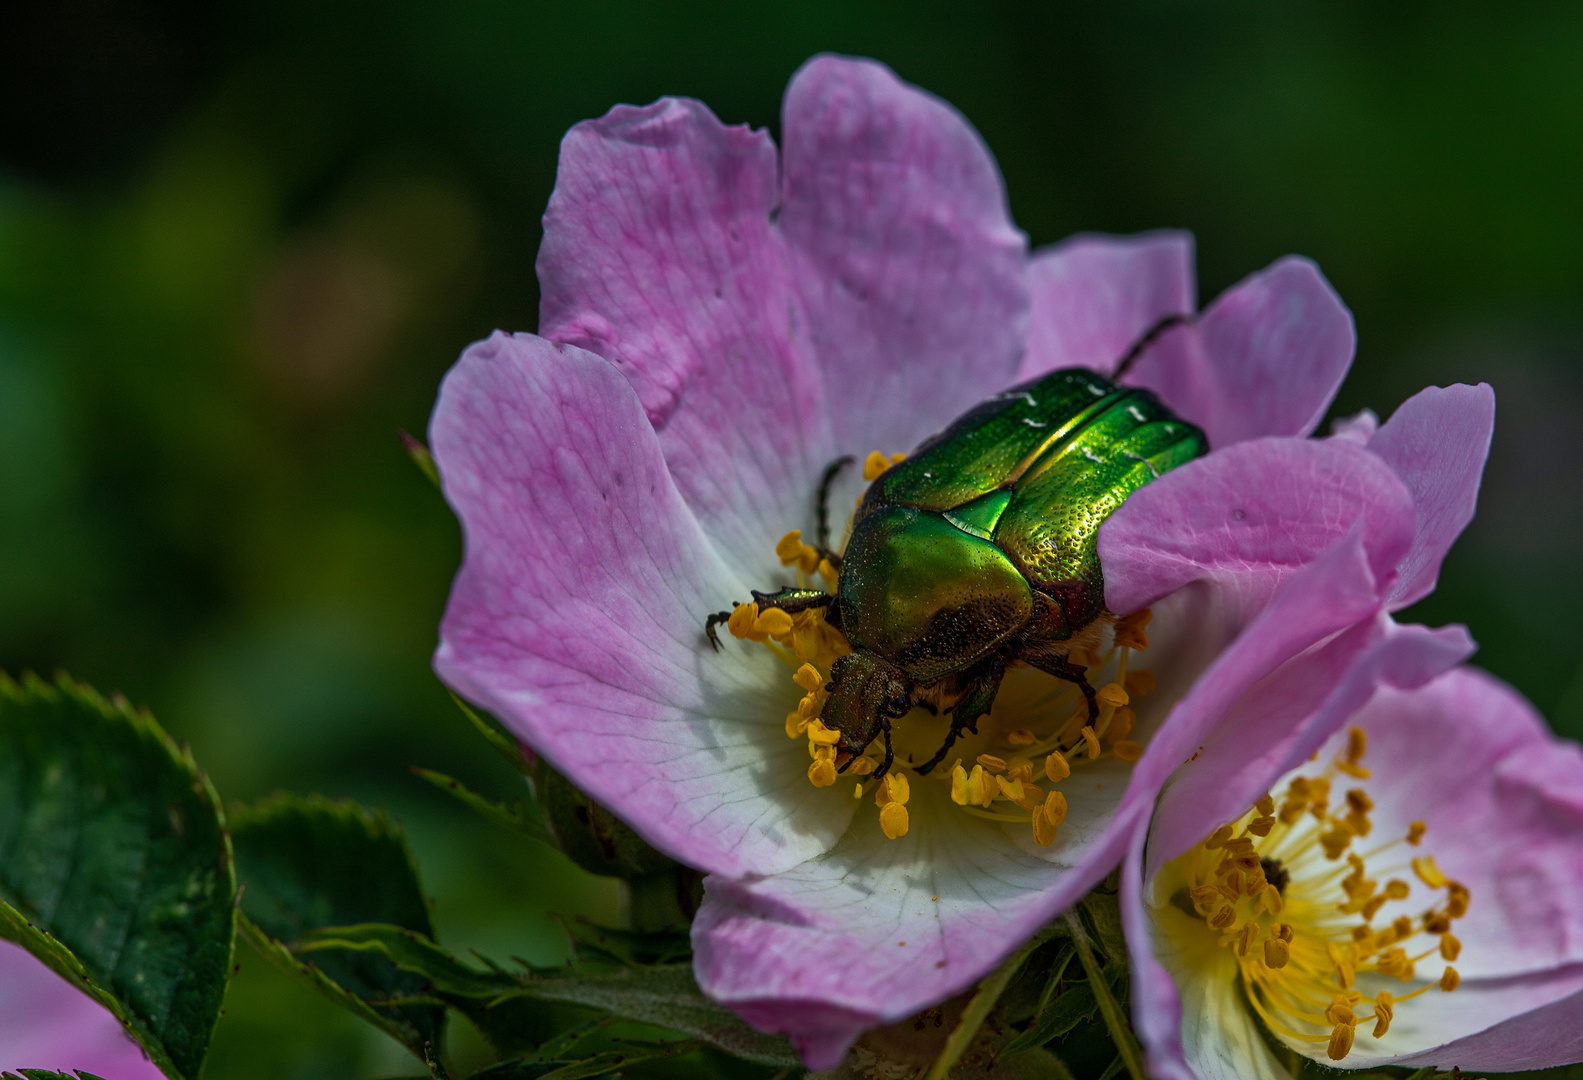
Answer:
[816, 455, 855, 562]
[1111, 312, 1191, 381]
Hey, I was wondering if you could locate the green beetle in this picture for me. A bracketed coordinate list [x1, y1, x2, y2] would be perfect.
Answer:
[708, 357, 1207, 781]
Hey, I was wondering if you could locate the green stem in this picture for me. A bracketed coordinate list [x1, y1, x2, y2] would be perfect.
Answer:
[924, 934, 1042, 1080]
[626, 870, 690, 933]
[1064, 910, 1145, 1080]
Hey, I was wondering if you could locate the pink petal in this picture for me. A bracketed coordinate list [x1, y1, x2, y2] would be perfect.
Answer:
[432, 333, 853, 877]
[537, 94, 822, 581]
[692, 793, 1145, 1070]
[780, 54, 1028, 456]
[1367, 383, 1496, 609]
[1125, 257, 1354, 447]
[1381, 966, 1583, 1073]
[1345, 667, 1583, 978]
[1099, 436, 1417, 622]
[1018, 231, 1196, 380]
[0, 939, 163, 1077]
[1142, 616, 1473, 881]
[537, 56, 1029, 575]
[1329, 408, 1379, 444]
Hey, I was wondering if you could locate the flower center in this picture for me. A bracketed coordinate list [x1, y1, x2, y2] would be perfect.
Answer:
[1166, 727, 1467, 1062]
[724, 450, 1156, 846]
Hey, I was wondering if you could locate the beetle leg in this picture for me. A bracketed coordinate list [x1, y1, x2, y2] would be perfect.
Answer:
[704, 607, 735, 651]
[815, 455, 854, 567]
[915, 657, 1006, 775]
[1111, 311, 1192, 380]
[873, 716, 895, 780]
[1028, 655, 1099, 724]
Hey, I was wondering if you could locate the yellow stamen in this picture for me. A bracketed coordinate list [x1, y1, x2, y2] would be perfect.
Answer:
[818, 558, 838, 586]
[862, 451, 893, 481]
[1006, 728, 1036, 746]
[785, 710, 808, 739]
[727, 602, 761, 640]
[1079, 725, 1100, 759]
[1124, 669, 1156, 697]
[1372, 992, 1394, 1037]
[1112, 740, 1142, 763]
[806, 719, 840, 746]
[977, 753, 1008, 773]
[879, 801, 909, 839]
[1106, 707, 1137, 744]
[1440, 966, 1459, 992]
[1413, 855, 1448, 888]
[1260, 883, 1283, 915]
[850, 756, 877, 775]
[1255, 792, 1275, 817]
[1440, 933, 1461, 961]
[1407, 820, 1427, 845]
[1376, 948, 1414, 981]
[1327, 1023, 1355, 1062]
[950, 762, 970, 805]
[793, 663, 823, 692]
[1042, 790, 1067, 829]
[808, 755, 837, 788]
[1096, 682, 1129, 709]
[1044, 750, 1070, 782]
[1263, 936, 1290, 968]
[1384, 879, 1410, 900]
[1113, 608, 1151, 650]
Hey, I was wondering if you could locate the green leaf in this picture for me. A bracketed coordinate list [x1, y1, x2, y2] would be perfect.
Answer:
[450, 695, 533, 778]
[1001, 947, 1085, 1056]
[410, 767, 555, 847]
[230, 793, 446, 1064]
[0, 673, 235, 1080]
[512, 966, 798, 1068]
[401, 429, 442, 488]
[7, 1072, 112, 1080]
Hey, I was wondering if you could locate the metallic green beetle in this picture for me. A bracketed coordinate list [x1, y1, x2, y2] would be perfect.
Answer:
[707, 361, 1207, 781]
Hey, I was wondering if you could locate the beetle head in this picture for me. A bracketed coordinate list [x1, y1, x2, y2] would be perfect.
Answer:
[822, 651, 913, 766]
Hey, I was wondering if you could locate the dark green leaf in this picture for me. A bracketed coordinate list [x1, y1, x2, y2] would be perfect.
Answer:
[230, 793, 445, 1064]
[532, 1041, 700, 1080]
[512, 966, 799, 1068]
[1001, 947, 1082, 1056]
[10, 1072, 111, 1080]
[451, 696, 533, 778]
[561, 920, 691, 966]
[410, 767, 554, 846]
[0, 673, 235, 1080]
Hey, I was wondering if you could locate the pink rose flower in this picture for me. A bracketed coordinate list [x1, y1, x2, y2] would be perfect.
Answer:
[431, 54, 1484, 1067]
[0, 939, 164, 1077]
[1125, 665, 1583, 1078]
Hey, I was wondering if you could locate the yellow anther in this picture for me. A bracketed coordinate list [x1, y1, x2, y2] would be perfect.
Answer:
[995, 774, 1041, 812]
[727, 602, 761, 639]
[1320, 826, 1354, 860]
[806, 719, 841, 746]
[1336, 759, 1371, 779]
[862, 451, 893, 481]
[1097, 682, 1129, 709]
[967, 764, 996, 808]
[818, 558, 838, 586]
[1124, 669, 1157, 697]
[1260, 883, 1283, 915]
[879, 800, 909, 839]
[1044, 750, 1070, 782]
[1255, 792, 1276, 817]
[950, 763, 969, 806]
[1407, 820, 1427, 845]
[1447, 881, 1470, 918]
[1030, 802, 1059, 846]
[1007, 728, 1036, 746]
[1372, 992, 1394, 1038]
[1112, 740, 1142, 763]
[1413, 855, 1448, 888]
[878, 772, 910, 806]
[1188, 885, 1222, 908]
[1222, 836, 1255, 857]
[808, 756, 837, 788]
[775, 530, 804, 564]
[1263, 936, 1290, 968]
[755, 607, 794, 636]
[1106, 707, 1137, 744]
[1327, 1022, 1355, 1062]
[1233, 921, 1258, 958]
[1042, 790, 1067, 828]
[1273, 923, 1294, 943]
[1345, 725, 1367, 764]
[1203, 824, 1235, 850]
[1393, 915, 1413, 940]
[1325, 997, 1358, 1027]
[1362, 895, 1387, 921]
[1066, 648, 1090, 668]
[793, 663, 824, 693]
[854, 783, 862, 798]
[1346, 788, 1374, 814]
[1440, 932, 1461, 961]
[1210, 905, 1237, 930]
[1385, 879, 1410, 900]
[1113, 608, 1152, 650]
[1327, 941, 1356, 988]
[1376, 947, 1414, 981]
[1007, 760, 1034, 783]
[850, 756, 877, 775]
[798, 694, 821, 720]
[976, 753, 1008, 773]
[786, 709, 810, 738]
[1079, 725, 1100, 758]
[1246, 815, 1275, 837]
[1440, 966, 1460, 992]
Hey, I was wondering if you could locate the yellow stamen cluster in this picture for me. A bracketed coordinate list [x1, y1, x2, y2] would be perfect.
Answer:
[731, 464, 1160, 843]
[1173, 727, 1469, 1063]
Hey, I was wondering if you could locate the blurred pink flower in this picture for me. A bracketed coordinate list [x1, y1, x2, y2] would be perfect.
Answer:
[1125, 666, 1583, 1078]
[430, 54, 1484, 1067]
[0, 939, 162, 1078]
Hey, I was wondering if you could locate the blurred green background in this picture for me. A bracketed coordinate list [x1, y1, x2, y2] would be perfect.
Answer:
[2, 2, 1582, 1076]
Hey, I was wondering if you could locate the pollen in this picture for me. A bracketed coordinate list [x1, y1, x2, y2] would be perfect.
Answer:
[1164, 727, 1468, 1065]
[775, 529, 822, 574]
[1044, 750, 1070, 782]
[1114, 608, 1152, 650]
